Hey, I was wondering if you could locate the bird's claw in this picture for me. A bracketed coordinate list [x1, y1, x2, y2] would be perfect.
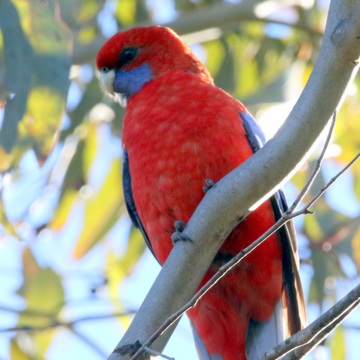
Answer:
[171, 220, 194, 244]
[203, 179, 216, 193]
[114, 340, 142, 356]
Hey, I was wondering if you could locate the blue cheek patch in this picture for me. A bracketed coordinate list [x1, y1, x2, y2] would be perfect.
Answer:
[113, 64, 153, 99]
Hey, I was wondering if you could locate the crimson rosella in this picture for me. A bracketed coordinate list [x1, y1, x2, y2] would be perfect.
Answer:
[96, 26, 307, 360]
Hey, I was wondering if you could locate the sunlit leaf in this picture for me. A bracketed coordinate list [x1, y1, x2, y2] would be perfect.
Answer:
[78, 26, 96, 44]
[14, 248, 64, 357]
[116, 0, 136, 26]
[0, 0, 71, 168]
[304, 214, 323, 241]
[330, 326, 346, 360]
[17, 249, 64, 325]
[73, 157, 124, 258]
[291, 165, 309, 191]
[0, 190, 21, 240]
[352, 226, 360, 269]
[49, 189, 77, 231]
[10, 339, 31, 360]
[203, 39, 225, 78]
[77, 0, 99, 23]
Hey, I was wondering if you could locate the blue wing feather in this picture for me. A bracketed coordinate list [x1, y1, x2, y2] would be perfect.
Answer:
[240, 110, 304, 358]
[122, 149, 158, 260]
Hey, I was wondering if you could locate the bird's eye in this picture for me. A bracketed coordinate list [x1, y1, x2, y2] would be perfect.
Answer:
[101, 67, 110, 73]
[118, 48, 138, 66]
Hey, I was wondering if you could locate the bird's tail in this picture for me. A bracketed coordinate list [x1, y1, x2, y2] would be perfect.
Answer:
[190, 298, 285, 360]
[245, 298, 285, 360]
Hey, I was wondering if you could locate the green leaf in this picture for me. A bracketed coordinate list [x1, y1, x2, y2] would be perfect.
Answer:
[330, 326, 346, 360]
[204, 39, 225, 78]
[17, 249, 64, 323]
[0, 0, 71, 168]
[0, 0, 33, 154]
[15, 248, 64, 358]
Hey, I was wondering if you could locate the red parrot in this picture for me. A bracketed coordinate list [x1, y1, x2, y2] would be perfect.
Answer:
[96, 26, 307, 360]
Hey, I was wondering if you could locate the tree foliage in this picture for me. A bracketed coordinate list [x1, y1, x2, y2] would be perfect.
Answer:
[0, 0, 359, 359]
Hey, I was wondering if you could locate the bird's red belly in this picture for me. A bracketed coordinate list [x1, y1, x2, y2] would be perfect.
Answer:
[127, 135, 282, 360]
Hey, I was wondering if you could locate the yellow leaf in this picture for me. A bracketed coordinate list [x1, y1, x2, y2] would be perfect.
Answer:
[19, 87, 64, 156]
[49, 189, 77, 231]
[116, 0, 136, 26]
[77, 26, 95, 44]
[10, 340, 30, 360]
[0, 187, 20, 240]
[330, 327, 346, 360]
[352, 226, 360, 269]
[304, 214, 323, 241]
[73, 158, 124, 258]
[204, 40, 225, 78]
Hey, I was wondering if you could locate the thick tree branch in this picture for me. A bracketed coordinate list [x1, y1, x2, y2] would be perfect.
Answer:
[108, 0, 360, 359]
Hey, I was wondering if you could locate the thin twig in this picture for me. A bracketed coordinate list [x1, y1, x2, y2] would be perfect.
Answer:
[0, 311, 136, 333]
[143, 346, 175, 360]
[288, 111, 336, 213]
[283, 299, 360, 360]
[264, 284, 360, 360]
[0, 305, 56, 318]
[130, 141, 360, 359]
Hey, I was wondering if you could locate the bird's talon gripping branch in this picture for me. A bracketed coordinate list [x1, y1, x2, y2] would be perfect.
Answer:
[114, 340, 142, 356]
[203, 179, 216, 193]
[171, 220, 194, 244]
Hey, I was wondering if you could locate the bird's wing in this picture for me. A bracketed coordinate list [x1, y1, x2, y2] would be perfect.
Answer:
[240, 110, 307, 359]
[122, 149, 158, 260]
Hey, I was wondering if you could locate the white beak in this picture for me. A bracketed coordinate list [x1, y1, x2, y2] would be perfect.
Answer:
[99, 69, 115, 96]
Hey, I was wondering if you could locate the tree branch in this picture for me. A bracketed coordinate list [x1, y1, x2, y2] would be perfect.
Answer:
[283, 300, 358, 359]
[0, 311, 136, 333]
[108, 0, 360, 358]
[72, 0, 321, 64]
[264, 283, 360, 360]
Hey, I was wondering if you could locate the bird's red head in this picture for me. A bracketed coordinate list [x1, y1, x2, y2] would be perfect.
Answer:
[96, 26, 212, 78]
[96, 26, 213, 104]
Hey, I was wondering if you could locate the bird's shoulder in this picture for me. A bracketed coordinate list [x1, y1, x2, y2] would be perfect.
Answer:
[128, 71, 246, 113]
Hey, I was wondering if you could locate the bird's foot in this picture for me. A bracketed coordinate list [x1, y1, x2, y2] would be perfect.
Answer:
[171, 220, 193, 244]
[114, 340, 142, 356]
[203, 179, 216, 193]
